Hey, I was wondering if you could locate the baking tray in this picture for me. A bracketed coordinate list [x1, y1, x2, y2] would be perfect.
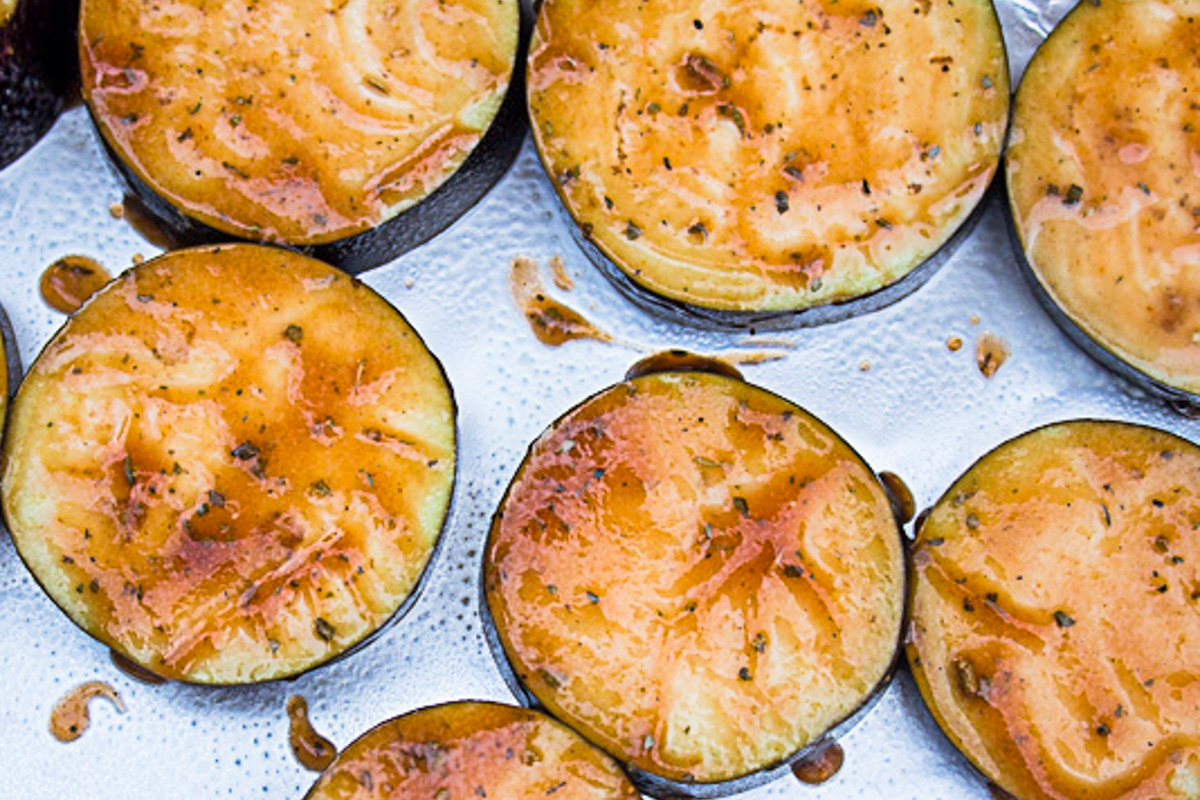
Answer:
[0, 1, 1192, 797]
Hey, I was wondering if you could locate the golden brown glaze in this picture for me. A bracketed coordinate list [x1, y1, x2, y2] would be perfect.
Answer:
[49, 681, 125, 742]
[529, 0, 1008, 313]
[289, 695, 338, 772]
[908, 421, 1200, 800]
[39, 255, 111, 314]
[485, 371, 904, 783]
[1006, 0, 1200, 394]
[79, 0, 518, 245]
[3, 245, 456, 683]
[304, 701, 640, 799]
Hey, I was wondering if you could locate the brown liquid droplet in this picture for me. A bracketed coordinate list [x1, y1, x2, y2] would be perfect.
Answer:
[109, 649, 167, 685]
[287, 695, 337, 772]
[729, 350, 788, 365]
[976, 333, 1009, 378]
[626, 349, 744, 381]
[549, 255, 574, 291]
[39, 255, 111, 314]
[120, 193, 187, 251]
[791, 739, 844, 785]
[510, 257, 611, 346]
[878, 471, 916, 524]
[49, 681, 126, 742]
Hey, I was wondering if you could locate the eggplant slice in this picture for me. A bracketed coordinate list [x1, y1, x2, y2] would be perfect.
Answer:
[305, 701, 640, 799]
[483, 365, 906, 796]
[78, 0, 526, 274]
[528, 0, 1009, 326]
[907, 420, 1200, 800]
[0, 0, 77, 169]
[1, 245, 456, 684]
[1006, 0, 1200, 401]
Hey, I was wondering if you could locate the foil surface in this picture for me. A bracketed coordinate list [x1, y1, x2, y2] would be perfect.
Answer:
[0, 1, 1187, 797]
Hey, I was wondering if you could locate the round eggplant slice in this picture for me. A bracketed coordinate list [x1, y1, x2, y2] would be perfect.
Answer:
[1, 244, 456, 684]
[1006, 1, 1200, 401]
[527, 0, 1009, 326]
[483, 368, 906, 795]
[907, 420, 1200, 800]
[305, 701, 640, 799]
[78, 0, 525, 273]
[0, 0, 78, 169]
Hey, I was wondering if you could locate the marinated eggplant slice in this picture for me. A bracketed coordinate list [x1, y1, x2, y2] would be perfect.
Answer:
[1, 244, 456, 684]
[528, 0, 1009, 325]
[907, 421, 1200, 800]
[1006, 0, 1200, 399]
[0, 0, 78, 169]
[483, 367, 906, 795]
[79, 0, 524, 273]
[305, 701, 640, 799]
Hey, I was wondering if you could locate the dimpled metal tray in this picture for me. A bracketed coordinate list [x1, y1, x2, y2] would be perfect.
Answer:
[0, 1, 1191, 797]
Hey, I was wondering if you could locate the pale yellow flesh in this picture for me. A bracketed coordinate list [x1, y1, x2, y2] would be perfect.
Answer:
[529, 0, 1008, 312]
[79, 0, 519, 245]
[1007, 0, 1200, 394]
[2, 245, 456, 683]
[306, 702, 640, 799]
[908, 421, 1200, 800]
[486, 372, 904, 782]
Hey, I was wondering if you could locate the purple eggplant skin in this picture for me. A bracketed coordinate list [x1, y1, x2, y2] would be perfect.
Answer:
[479, 364, 912, 799]
[1002, 180, 1200, 415]
[87, 0, 533, 275]
[566, 187, 997, 332]
[0, 0, 78, 169]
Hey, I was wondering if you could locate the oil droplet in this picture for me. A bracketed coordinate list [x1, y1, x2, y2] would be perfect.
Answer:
[39, 255, 111, 314]
[976, 333, 1009, 378]
[878, 471, 915, 524]
[49, 681, 125, 742]
[549, 254, 574, 291]
[728, 350, 789, 365]
[625, 350, 744, 381]
[510, 257, 611, 346]
[791, 739, 844, 785]
[288, 695, 337, 772]
[947, 336, 963, 352]
[109, 649, 167, 685]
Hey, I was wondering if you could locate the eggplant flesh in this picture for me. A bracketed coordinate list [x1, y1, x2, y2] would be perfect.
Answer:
[305, 701, 640, 799]
[1, 245, 456, 684]
[907, 420, 1200, 800]
[79, 0, 527, 273]
[0, 0, 77, 169]
[528, 0, 1009, 321]
[483, 367, 906, 796]
[1005, 0, 1200, 400]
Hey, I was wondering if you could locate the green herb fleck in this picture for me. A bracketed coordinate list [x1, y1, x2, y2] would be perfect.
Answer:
[311, 479, 332, 497]
[733, 496, 750, 516]
[586, 591, 600, 604]
[1054, 610, 1076, 628]
[625, 221, 642, 240]
[738, 667, 753, 681]
[314, 617, 336, 642]
[123, 456, 136, 486]
[752, 632, 767, 652]
[1064, 184, 1084, 205]
[775, 190, 789, 214]
[231, 441, 259, 461]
